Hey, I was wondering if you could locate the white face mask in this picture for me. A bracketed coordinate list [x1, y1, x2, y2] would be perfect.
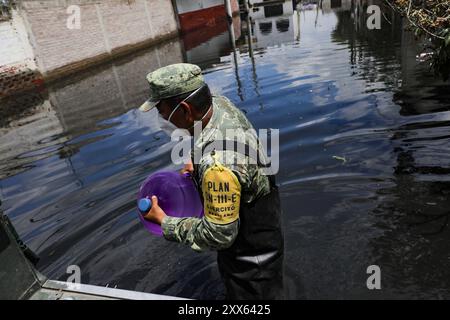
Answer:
[156, 86, 209, 137]
[157, 106, 212, 138]
[157, 112, 180, 136]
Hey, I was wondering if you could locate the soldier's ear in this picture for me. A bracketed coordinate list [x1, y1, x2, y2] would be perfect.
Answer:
[179, 101, 195, 122]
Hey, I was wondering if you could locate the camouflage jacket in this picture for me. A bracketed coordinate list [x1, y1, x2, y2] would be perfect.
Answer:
[161, 95, 270, 252]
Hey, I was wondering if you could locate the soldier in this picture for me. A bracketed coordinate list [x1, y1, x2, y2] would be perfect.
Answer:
[139, 63, 284, 300]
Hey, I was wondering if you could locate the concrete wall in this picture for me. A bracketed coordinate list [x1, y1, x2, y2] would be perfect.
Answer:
[18, 0, 178, 78]
[249, 0, 293, 20]
[322, 0, 353, 13]
[0, 8, 42, 98]
[0, 9, 36, 69]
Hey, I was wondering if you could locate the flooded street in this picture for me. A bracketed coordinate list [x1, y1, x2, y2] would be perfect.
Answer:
[1, 1, 450, 299]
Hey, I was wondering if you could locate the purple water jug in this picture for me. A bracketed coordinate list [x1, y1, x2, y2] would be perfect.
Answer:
[137, 171, 204, 236]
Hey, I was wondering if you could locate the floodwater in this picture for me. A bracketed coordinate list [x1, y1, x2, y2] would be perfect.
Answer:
[2, 0, 450, 299]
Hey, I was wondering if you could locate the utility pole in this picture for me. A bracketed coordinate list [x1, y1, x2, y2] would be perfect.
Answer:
[244, 0, 250, 13]
[170, 0, 182, 34]
[224, 0, 233, 21]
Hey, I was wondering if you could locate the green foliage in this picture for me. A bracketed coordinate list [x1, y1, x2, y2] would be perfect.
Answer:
[386, 0, 450, 80]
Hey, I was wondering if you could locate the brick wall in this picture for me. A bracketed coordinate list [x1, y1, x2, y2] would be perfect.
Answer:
[19, 0, 178, 75]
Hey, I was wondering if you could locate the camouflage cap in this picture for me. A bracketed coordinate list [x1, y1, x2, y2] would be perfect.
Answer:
[139, 63, 205, 112]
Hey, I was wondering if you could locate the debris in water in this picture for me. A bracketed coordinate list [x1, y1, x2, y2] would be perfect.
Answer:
[416, 52, 434, 63]
[332, 156, 347, 164]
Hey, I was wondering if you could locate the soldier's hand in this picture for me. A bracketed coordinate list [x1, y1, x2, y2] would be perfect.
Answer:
[143, 196, 166, 225]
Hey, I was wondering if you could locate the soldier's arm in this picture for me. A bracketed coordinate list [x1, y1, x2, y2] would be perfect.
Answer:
[161, 216, 239, 252]
[161, 159, 243, 252]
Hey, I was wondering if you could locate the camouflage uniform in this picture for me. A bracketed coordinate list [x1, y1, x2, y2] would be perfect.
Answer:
[140, 63, 284, 300]
[161, 95, 271, 251]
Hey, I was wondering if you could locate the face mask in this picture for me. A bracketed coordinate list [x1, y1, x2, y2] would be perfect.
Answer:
[158, 106, 212, 138]
[156, 86, 206, 137]
[157, 112, 180, 136]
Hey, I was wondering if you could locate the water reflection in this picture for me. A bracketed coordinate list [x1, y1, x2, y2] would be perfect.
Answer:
[249, 0, 299, 47]
[0, 39, 184, 180]
[1, 0, 450, 299]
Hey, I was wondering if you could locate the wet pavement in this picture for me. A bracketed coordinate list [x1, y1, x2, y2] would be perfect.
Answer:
[1, 0, 450, 299]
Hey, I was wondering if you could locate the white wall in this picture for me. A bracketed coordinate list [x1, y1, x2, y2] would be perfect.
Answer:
[0, 9, 36, 69]
[322, 0, 353, 13]
[175, 0, 223, 14]
[249, 0, 293, 20]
